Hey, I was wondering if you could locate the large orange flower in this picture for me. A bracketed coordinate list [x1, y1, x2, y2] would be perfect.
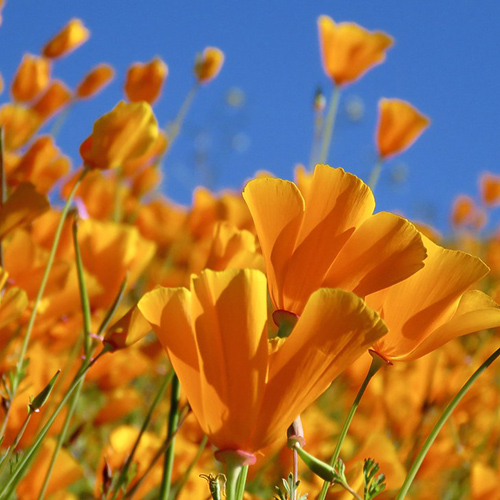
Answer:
[318, 15, 393, 87]
[243, 164, 427, 316]
[138, 268, 386, 454]
[367, 235, 500, 362]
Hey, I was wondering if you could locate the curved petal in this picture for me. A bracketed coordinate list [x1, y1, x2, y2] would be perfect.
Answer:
[324, 212, 427, 296]
[243, 178, 304, 309]
[250, 288, 387, 451]
[191, 269, 269, 450]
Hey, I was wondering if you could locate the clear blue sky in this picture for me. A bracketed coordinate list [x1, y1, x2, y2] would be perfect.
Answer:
[2, 1, 500, 232]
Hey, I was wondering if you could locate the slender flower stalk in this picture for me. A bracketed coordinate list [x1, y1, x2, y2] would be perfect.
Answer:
[318, 86, 341, 164]
[396, 346, 500, 499]
[368, 157, 383, 191]
[159, 374, 181, 499]
[109, 369, 174, 500]
[318, 354, 386, 500]
[0, 166, 89, 437]
[0, 127, 5, 269]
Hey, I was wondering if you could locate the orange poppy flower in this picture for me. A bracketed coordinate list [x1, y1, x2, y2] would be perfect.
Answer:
[376, 98, 430, 159]
[11, 54, 51, 102]
[451, 194, 476, 227]
[194, 47, 225, 84]
[124, 57, 168, 104]
[138, 268, 387, 455]
[76, 63, 115, 99]
[31, 80, 72, 122]
[0, 104, 40, 150]
[79, 101, 159, 170]
[480, 172, 500, 208]
[318, 15, 393, 87]
[243, 164, 427, 316]
[42, 18, 90, 59]
[367, 235, 500, 362]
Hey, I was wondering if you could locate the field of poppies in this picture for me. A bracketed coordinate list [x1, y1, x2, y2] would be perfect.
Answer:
[1, 5, 500, 500]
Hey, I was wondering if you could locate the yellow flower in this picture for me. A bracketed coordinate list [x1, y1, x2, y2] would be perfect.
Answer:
[243, 164, 426, 316]
[139, 268, 386, 455]
[376, 98, 430, 159]
[76, 63, 115, 99]
[368, 235, 500, 362]
[318, 15, 393, 86]
[79, 101, 159, 170]
[11, 54, 51, 102]
[194, 47, 225, 84]
[124, 57, 168, 104]
[42, 18, 90, 59]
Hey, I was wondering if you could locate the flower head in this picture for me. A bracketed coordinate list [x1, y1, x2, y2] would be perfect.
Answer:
[124, 57, 168, 104]
[76, 64, 115, 99]
[194, 47, 225, 85]
[318, 15, 393, 87]
[11, 54, 51, 102]
[42, 18, 90, 59]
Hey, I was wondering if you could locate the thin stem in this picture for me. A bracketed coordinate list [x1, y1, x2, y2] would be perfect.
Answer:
[165, 82, 199, 152]
[49, 100, 75, 139]
[293, 449, 298, 500]
[109, 369, 174, 500]
[225, 462, 243, 500]
[171, 435, 208, 500]
[0, 413, 32, 479]
[396, 346, 500, 499]
[97, 275, 128, 336]
[318, 355, 384, 500]
[235, 465, 248, 500]
[308, 113, 324, 171]
[37, 219, 93, 499]
[0, 127, 6, 269]
[368, 158, 383, 191]
[159, 374, 181, 499]
[0, 348, 108, 498]
[0, 166, 89, 437]
[318, 86, 341, 164]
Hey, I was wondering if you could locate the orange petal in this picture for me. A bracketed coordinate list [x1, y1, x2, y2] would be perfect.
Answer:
[194, 47, 224, 84]
[251, 288, 386, 450]
[324, 212, 427, 297]
[0, 183, 50, 239]
[124, 57, 168, 104]
[42, 18, 90, 59]
[479, 172, 500, 208]
[76, 63, 115, 99]
[103, 305, 151, 351]
[0, 287, 28, 329]
[190, 268, 268, 450]
[31, 80, 72, 122]
[11, 54, 51, 102]
[376, 98, 430, 159]
[242, 177, 304, 309]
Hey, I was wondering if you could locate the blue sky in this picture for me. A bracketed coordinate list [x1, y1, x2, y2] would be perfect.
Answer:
[2, 1, 500, 232]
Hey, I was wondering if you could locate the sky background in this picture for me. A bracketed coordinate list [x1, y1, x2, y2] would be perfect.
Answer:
[1, 1, 500, 233]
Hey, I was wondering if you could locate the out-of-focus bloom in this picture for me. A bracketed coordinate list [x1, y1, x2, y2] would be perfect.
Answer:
[11, 54, 51, 102]
[124, 57, 168, 104]
[318, 15, 392, 86]
[76, 63, 114, 99]
[0, 104, 40, 150]
[42, 18, 90, 59]
[139, 268, 387, 454]
[0, 72, 3, 95]
[94, 387, 142, 426]
[451, 194, 476, 227]
[368, 235, 500, 362]
[480, 172, 500, 208]
[103, 305, 151, 351]
[0, 0, 4, 26]
[31, 80, 72, 121]
[194, 47, 224, 84]
[376, 98, 430, 159]
[0, 268, 27, 330]
[14, 136, 70, 194]
[16, 438, 83, 499]
[243, 164, 426, 316]
[79, 101, 159, 170]
[0, 182, 49, 239]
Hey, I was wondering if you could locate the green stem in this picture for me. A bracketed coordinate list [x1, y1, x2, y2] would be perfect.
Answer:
[318, 86, 341, 165]
[112, 167, 123, 223]
[396, 346, 500, 499]
[159, 374, 181, 499]
[0, 413, 32, 479]
[308, 113, 324, 171]
[368, 158, 383, 191]
[0, 127, 6, 269]
[0, 167, 89, 437]
[0, 348, 108, 498]
[171, 435, 208, 500]
[97, 275, 128, 336]
[318, 355, 384, 500]
[37, 219, 93, 499]
[225, 462, 243, 500]
[235, 465, 249, 500]
[109, 369, 173, 500]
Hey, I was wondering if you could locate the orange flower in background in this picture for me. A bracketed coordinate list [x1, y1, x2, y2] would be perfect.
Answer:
[376, 98, 430, 159]
[76, 63, 115, 99]
[42, 18, 90, 59]
[125, 57, 168, 104]
[194, 47, 225, 84]
[368, 235, 500, 362]
[318, 15, 393, 86]
[31, 80, 72, 122]
[139, 268, 387, 454]
[451, 194, 475, 227]
[11, 54, 51, 102]
[243, 164, 426, 316]
[480, 172, 500, 208]
[80, 101, 159, 170]
[0, 72, 3, 95]
[0, 104, 40, 150]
